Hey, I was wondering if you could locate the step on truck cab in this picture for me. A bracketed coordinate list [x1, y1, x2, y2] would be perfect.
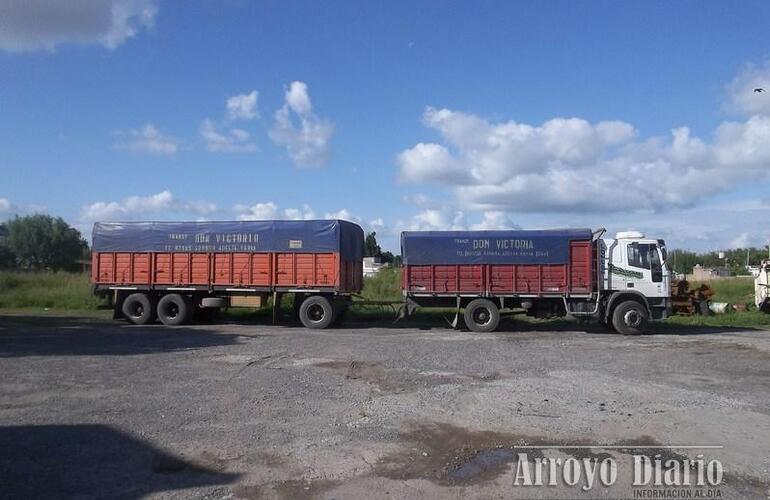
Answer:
[91, 220, 364, 329]
[400, 228, 671, 334]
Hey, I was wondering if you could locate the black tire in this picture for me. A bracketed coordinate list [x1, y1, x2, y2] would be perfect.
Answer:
[157, 294, 192, 326]
[463, 299, 500, 332]
[298, 295, 334, 329]
[121, 293, 155, 325]
[611, 300, 648, 335]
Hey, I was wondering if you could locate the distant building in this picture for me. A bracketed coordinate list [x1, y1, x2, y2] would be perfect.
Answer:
[363, 256, 387, 277]
[691, 264, 732, 281]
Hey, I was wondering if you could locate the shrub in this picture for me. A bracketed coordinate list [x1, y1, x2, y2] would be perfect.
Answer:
[0, 271, 99, 310]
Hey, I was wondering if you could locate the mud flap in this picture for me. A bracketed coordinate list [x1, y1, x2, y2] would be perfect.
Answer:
[443, 296, 462, 329]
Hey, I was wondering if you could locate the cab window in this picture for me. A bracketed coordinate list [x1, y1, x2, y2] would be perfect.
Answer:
[627, 243, 652, 270]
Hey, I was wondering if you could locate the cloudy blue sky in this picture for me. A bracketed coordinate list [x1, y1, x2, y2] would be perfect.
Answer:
[2, 0, 770, 252]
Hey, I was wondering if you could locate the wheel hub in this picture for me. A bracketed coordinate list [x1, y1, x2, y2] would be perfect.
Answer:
[623, 310, 641, 327]
[473, 308, 491, 325]
[308, 304, 325, 322]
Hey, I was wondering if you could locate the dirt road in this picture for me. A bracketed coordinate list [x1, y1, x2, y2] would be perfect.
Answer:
[1, 315, 769, 499]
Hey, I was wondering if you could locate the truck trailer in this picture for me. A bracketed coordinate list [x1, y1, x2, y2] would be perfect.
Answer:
[400, 228, 671, 334]
[91, 220, 364, 328]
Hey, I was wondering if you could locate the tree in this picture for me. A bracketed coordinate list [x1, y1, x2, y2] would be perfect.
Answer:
[0, 223, 13, 269]
[668, 249, 699, 275]
[364, 231, 382, 258]
[380, 251, 401, 266]
[0, 245, 14, 269]
[363, 231, 403, 264]
[7, 214, 88, 271]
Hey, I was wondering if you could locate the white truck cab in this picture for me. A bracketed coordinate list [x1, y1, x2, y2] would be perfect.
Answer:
[597, 231, 672, 333]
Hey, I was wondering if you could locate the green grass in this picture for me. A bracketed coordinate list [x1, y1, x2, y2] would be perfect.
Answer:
[665, 277, 769, 328]
[0, 271, 101, 312]
[664, 310, 770, 328]
[360, 266, 402, 301]
[1, 268, 767, 330]
[351, 267, 403, 318]
[689, 277, 756, 305]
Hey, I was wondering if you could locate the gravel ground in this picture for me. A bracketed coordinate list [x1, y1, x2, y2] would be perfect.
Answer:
[1, 314, 769, 499]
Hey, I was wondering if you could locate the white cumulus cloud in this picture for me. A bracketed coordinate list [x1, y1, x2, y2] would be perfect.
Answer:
[0, 198, 11, 213]
[235, 203, 371, 225]
[226, 90, 259, 121]
[200, 119, 257, 153]
[470, 211, 519, 230]
[729, 232, 750, 249]
[323, 209, 361, 223]
[235, 202, 316, 221]
[114, 124, 179, 155]
[404, 208, 467, 231]
[0, 0, 157, 52]
[284, 204, 317, 220]
[397, 143, 466, 184]
[269, 81, 334, 168]
[398, 104, 770, 214]
[80, 190, 218, 222]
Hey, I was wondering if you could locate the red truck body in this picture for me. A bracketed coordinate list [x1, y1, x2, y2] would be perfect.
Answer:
[401, 229, 595, 297]
[91, 220, 363, 294]
[92, 251, 362, 292]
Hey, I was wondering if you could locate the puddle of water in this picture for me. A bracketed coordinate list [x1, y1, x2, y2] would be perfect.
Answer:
[449, 448, 516, 481]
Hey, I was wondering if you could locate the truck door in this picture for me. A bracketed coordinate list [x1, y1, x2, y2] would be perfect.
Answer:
[624, 242, 665, 298]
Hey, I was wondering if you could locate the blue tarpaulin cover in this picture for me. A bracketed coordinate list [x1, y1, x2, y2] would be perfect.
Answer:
[93, 220, 364, 260]
[401, 229, 593, 265]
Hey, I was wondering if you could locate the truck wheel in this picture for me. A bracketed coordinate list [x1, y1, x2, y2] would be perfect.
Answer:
[463, 299, 500, 333]
[122, 293, 155, 325]
[157, 294, 191, 326]
[299, 295, 334, 329]
[611, 300, 648, 335]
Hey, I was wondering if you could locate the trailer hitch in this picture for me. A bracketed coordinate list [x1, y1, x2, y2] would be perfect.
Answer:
[394, 297, 419, 323]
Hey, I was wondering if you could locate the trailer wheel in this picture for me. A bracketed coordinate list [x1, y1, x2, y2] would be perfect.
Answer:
[157, 294, 191, 326]
[121, 293, 155, 325]
[298, 295, 334, 329]
[463, 299, 500, 333]
[611, 300, 648, 335]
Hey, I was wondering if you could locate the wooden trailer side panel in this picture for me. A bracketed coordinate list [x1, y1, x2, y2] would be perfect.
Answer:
[154, 254, 172, 284]
[403, 240, 594, 295]
[275, 253, 339, 287]
[251, 253, 271, 286]
[93, 250, 356, 291]
[569, 241, 593, 292]
[213, 253, 232, 285]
